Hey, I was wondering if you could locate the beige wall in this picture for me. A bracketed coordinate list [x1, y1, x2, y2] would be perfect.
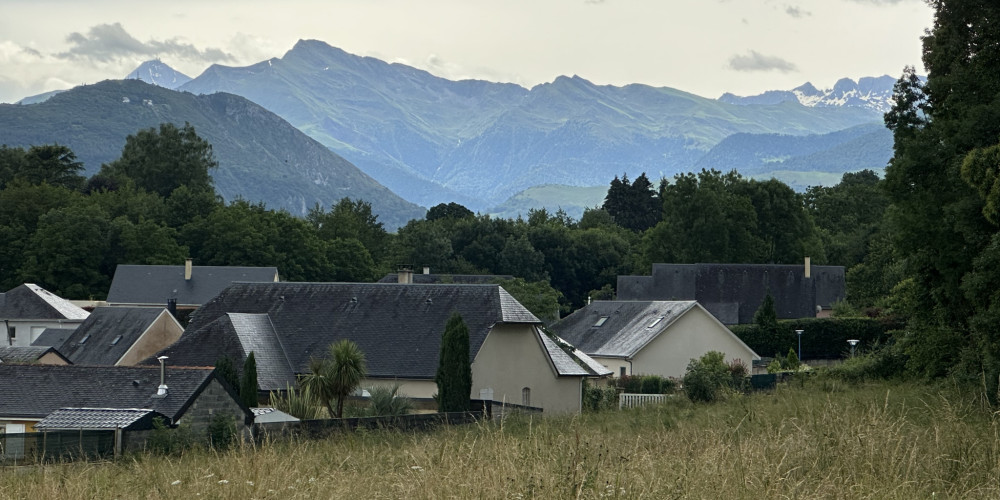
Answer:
[37, 352, 69, 365]
[360, 379, 438, 400]
[117, 312, 184, 366]
[631, 306, 759, 379]
[472, 324, 582, 414]
[592, 357, 630, 378]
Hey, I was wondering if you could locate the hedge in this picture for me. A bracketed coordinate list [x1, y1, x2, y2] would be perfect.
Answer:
[730, 317, 904, 360]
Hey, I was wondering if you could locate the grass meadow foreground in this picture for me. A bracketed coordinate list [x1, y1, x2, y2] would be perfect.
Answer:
[2, 379, 1000, 499]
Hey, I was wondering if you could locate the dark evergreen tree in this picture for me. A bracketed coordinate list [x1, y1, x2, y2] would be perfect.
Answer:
[602, 173, 659, 232]
[436, 312, 472, 412]
[241, 352, 259, 408]
[753, 293, 778, 330]
[215, 356, 240, 395]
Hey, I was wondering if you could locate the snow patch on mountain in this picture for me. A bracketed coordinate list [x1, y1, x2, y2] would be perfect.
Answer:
[125, 60, 192, 90]
[719, 75, 906, 114]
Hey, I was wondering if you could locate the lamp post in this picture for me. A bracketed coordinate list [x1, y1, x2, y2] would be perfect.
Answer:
[796, 329, 804, 361]
[847, 339, 860, 357]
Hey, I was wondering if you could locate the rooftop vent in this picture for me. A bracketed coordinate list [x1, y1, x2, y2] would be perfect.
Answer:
[156, 356, 169, 396]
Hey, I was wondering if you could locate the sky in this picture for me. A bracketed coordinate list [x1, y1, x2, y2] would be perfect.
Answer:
[0, 0, 934, 104]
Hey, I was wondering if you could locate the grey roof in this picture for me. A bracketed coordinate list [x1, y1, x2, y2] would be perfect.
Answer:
[0, 364, 216, 422]
[57, 307, 173, 366]
[32, 328, 78, 348]
[0, 284, 89, 320]
[106, 265, 279, 307]
[549, 301, 699, 359]
[617, 263, 846, 324]
[34, 408, 166, 430]
[378, 273, 514, 284]
[227, 313, 297, 390]
[0, 346, 69, 364]
[537, 330, 612, 377]
[151, 282, 543, 389]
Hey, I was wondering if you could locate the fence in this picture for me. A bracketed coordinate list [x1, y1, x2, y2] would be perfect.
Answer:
[618, 393, 668, 409]
[0, 430, 116, 465]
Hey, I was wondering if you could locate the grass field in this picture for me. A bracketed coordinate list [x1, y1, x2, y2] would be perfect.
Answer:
[2, 378, 999, 499]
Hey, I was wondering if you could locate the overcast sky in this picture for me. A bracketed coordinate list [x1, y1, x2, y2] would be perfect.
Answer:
[0, 0, 933, 104]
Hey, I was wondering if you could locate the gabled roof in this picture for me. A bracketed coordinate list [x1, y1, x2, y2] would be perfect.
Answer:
[378, 273, 514, 284]
[32, 328, 78, 348]
[106, 265, 279, 307]
[34, 408, 167, 430]
[0, 364, 216, 421]
[537, 329, 612, 377]
[0, 345, 70, 364]
[57, 307, 173, 365]
[0, 284, 89, 320]
[154, 282, 541, 386]
[549, 301, 700, 359]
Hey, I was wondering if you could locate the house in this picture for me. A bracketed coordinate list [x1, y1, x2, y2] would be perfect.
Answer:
[616, 260, 845, 324]
[105, 259, 279, 309]
[549, 301, 760, 379]
[0, 364, 251, 435]
[152, 282, 610, 414]
[0, 284, 89, 347]
[52, 307, 183, 366]
[0, 346, 70, 365]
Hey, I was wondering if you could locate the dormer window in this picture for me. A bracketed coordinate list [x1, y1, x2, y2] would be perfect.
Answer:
[593, 316, 609, 327]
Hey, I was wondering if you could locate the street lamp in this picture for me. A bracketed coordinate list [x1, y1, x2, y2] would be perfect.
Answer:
[796, 329, 804, 361]
[847, 339, 860, 357]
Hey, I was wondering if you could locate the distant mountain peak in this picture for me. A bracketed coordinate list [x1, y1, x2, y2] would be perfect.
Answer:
[125, 60, 192, 90]
[719, 75, 908, 114]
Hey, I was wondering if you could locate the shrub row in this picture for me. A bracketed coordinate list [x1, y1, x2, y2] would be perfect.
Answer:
[731, 317, 904, 360]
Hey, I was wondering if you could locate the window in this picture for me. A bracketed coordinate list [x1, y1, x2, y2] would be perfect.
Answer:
[593, 316, 609, 327]
[110, 335, 122, 345]
[78, 334, 90, 345]
[521, 387, 531, 407]
[647, 316, 664, 328]
[7, 326, 14, 339]
[620, 366, 627, 377]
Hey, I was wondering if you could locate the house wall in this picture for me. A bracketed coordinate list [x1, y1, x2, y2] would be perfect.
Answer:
[360, 378, 437, 400]
[471, 324, 583, 414]
[592, 357, 631, 378]
[175, 378, 248, 436]
[0, 419, 40, 433]
[7, 320, 82, 347]
[37, 352, 69, 365]
[117, 312, 184, 366]
[631, 307, 760, 379]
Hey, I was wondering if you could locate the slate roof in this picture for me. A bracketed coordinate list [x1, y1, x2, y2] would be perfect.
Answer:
[537, 331, 612, 377]
[617, 263, 846, 324]
[549, 301, 700, 359]
[32, 328, 78, 348]
[34, 408, 167, 430]
[153, 282, 544, 388]
[57, 307, 172, 366]
[0, 284, 89, 320]
[0, 364, 216, 422]
[106, 265, 279, 307]
[378, 273, 514, 284]
[0, 346, 69, 364]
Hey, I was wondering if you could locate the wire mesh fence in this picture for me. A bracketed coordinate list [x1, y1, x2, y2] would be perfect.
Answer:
[0, 430, 116, 465]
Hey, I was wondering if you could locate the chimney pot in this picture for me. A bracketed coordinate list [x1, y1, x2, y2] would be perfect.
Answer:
[184, 258, 193, 281]
[804, 257, 811, 279]
[422, 266, 430, 275]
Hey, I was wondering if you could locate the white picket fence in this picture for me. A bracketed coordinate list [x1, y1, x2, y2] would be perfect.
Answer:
[618, 393, 668, 409]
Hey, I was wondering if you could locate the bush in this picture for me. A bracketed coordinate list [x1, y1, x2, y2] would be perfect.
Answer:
[207, 413, 238, 449]
[616, 374, 676, 394]
[582, 380, 619, 412]
[365, 383, 414, 417]
[146, 417, 195, 455]
[821, 342, 908, 382]
[728, 359, 749, 389]
[683, 351, 731, 403]
[270, 383, 322, 420]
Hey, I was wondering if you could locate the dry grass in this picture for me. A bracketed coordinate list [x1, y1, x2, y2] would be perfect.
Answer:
[3, 379, 1000, 499]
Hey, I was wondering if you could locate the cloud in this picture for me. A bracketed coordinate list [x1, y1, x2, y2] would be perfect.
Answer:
[57, 23, 233, 64]
[728, 50, 798, 73]
[785, 5, 811, 18]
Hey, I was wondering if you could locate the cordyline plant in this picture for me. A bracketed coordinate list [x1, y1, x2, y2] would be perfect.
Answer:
[300, 340, 367, 418]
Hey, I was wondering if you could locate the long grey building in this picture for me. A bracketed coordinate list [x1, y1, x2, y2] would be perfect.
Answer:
[616, 261, 845, 325]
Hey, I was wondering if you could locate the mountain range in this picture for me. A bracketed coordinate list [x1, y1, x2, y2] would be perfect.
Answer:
[7, 40, 902, 221]
[174, 40, 893, 212]
[0, 79, 424, 228]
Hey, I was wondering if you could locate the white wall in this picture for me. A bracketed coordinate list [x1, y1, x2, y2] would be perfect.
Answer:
[5, 320, 82, 347]
[472, 324, 582, 414]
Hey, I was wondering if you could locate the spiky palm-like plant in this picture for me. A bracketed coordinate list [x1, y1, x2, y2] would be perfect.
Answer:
[329, 339, 367, 418]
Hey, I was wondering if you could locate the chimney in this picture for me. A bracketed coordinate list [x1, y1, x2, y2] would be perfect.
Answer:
[156, 356, 169, 396]
[184, 258, 193, 281]
[422, 266, 430, 275]
[804, 256, 811, 279]
[398, 267, 413, 284]
[166, 299, 177, 318]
